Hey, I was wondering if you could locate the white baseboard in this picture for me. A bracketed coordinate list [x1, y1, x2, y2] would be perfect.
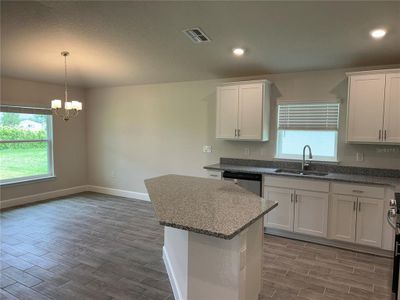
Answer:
[86, 185, 150, 201]
[163, 246, 183, 300]
[1, 184, 150, 209]
[0, 185, 88, 209]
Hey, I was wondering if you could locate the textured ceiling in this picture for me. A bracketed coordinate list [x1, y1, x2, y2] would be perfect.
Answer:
[1, 1, 400, 88]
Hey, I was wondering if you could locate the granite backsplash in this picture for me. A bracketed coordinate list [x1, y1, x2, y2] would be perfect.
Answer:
[220, 158, 400, 178]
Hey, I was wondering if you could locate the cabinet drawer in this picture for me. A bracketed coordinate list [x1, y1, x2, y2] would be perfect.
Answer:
[206, 170, 222, 180]
[331, 182, 384, 198]
[264, 175, 329, 193]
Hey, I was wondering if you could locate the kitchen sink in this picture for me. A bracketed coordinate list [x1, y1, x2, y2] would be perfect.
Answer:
[274, 169, 328, 176]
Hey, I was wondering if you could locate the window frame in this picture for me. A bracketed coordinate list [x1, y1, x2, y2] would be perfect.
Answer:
[0, 108, 55, 185]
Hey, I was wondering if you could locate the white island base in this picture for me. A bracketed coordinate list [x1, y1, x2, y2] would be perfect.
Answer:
[162, 218, 264, 300]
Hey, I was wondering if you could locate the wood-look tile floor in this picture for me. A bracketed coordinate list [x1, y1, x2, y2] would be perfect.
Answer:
[0, 192, 393, 300]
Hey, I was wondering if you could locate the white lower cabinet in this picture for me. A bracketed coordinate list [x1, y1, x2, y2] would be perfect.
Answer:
[264, 177, 387, 249]
[330, 194, 357, 243]
[264, 185, 329, 238]
[264, 187, 294, 231]
[355, 197, 384, 247]
[294, 190, 328, 237]
[330, 194, 384, 248]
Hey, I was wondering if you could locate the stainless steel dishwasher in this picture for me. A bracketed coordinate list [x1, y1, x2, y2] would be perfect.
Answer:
[222, 171, 262, 196]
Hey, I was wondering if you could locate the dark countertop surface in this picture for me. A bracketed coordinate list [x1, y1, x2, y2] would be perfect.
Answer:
[145, 174, 278, 240]
[204, 163, 400, 187]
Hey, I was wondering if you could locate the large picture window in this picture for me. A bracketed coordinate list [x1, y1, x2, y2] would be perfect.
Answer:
[276, 102, 340, 161]
[0, 105, 54, 184]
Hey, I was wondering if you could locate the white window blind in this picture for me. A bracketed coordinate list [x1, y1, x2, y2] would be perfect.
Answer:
[278, 103, 340, 130]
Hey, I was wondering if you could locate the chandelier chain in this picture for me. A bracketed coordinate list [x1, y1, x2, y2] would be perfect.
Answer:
[64, 53, 68, 103]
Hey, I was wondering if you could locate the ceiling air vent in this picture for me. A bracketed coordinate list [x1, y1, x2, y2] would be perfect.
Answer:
[183, 28, 211, 43]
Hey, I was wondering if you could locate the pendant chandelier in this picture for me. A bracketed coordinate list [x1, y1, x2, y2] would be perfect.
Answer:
[51, 51, 82, 121]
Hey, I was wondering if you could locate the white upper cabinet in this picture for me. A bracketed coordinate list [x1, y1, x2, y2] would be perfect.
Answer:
[216, 86, 239, 139]
[216, 80, 270, 141]
[346, 69, 400, 144]
[347, 74, 386, 143]
[384, 72, 400, 143]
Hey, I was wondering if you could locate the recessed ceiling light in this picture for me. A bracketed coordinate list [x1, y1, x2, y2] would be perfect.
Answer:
[370, 28, 387, 39]
[232, 48, 245, 56]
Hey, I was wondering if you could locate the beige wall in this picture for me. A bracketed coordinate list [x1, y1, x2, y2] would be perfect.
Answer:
[86, 67, 400, 194]
[0, 77, 87, 201]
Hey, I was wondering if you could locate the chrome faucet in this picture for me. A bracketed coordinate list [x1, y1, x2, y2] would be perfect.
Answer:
[302, 145, 313, 171]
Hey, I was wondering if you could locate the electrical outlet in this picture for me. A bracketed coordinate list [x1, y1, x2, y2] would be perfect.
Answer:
[356, 152, 364, 162]
[244, 147, 250, 156]
[202, 145, 212, 153]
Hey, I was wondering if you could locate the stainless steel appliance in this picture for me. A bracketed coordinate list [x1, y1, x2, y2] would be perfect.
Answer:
[222, 171, 262, 196]
[387, 192, 400, 300]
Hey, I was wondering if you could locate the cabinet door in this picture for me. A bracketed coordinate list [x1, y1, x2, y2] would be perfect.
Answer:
[238, 83, 263, 140]
[356, 197, 384, 248]
[294, 190, 329, 237]
[216, 86, 239, 139]
[330, 194, 357, 242]
[383, 72, 400, 143]
[264, 187, 294, 231]
[347, 74, 386, 143]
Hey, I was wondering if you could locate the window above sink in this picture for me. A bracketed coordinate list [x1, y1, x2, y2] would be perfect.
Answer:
[275, 103, 340, 162]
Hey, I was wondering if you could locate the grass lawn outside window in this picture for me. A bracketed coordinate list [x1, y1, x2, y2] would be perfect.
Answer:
[0, 107, 54, 185]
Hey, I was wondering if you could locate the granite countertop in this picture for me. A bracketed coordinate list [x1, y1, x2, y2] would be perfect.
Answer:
[144, 174, 278, 240]
[204, 163, 400, 187]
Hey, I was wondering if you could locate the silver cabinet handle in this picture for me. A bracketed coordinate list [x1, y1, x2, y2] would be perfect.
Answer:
[295, 194, 298, 203]
[353, 202, 356, 211]
[237, 129, 240, 137]
[384, 130, 387, 141]
[387, 209, 397, 231]
[234, 129, 237, 137]
[358, 202, 361, 211]
[290, 194, 293, 202]
[379, 129, 382, 141]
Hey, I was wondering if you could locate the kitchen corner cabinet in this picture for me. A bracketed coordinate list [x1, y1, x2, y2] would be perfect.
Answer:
[346, 69, 400, 144]
[216, 80, 270, 141]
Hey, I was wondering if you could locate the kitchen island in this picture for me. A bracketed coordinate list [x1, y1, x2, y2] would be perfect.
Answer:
[145, 175, 278, 300]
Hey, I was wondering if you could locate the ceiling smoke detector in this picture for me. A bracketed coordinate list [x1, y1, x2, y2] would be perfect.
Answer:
[183, 27, 211, 43]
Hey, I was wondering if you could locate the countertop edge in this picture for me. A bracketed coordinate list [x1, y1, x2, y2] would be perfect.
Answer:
[159, 201, 278, 240]
[204, 164, 399, 187]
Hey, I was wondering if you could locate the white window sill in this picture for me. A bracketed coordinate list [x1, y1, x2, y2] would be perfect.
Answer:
[0, 175, 56, 187]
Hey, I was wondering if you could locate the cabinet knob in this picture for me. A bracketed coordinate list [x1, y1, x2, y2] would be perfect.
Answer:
[390, 199, 397, 207]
